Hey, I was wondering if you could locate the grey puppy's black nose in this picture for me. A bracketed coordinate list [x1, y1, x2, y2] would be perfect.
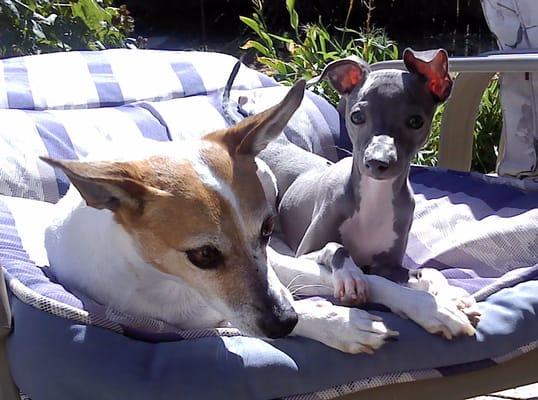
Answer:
[365, 158, 389, 173]
[258, 307, 298, 339]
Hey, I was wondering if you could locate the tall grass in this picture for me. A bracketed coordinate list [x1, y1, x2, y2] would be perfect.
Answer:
[240, 0, 397, 104]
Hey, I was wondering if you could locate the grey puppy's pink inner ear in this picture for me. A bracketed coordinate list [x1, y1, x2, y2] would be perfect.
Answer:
[316, 57, 370, 95]
[328, 63, 366, 94]
[403, 48, 453, 102]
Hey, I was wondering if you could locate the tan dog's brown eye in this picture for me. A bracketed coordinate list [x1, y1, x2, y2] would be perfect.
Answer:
[186, 245, 223, 270]
[406, 115, 424, 129]
[261, 216, 275, 243]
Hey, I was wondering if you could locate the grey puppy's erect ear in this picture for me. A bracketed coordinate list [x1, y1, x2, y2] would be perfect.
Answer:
[308, 56, 370, 95]
[403, 48, 452, 102]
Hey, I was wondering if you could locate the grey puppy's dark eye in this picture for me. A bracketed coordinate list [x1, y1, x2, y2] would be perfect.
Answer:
[186, 245, 223, 270]
[406, 115, 424, 129]
[350, 110, 365, 125]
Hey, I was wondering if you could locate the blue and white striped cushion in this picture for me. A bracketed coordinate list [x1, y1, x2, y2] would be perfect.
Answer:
[0, 49, 341, 203]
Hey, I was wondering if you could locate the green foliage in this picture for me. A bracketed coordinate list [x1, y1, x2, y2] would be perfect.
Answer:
[471, 77, 502, 173]
[240, 0, 398, 104]
[0, 0, 136, 57]
[417, 77, 502, 173]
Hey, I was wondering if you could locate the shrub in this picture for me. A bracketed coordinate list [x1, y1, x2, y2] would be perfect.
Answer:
[0, 0, 136, 58]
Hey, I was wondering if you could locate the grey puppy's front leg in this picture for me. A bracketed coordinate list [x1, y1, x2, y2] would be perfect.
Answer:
[274, 231, 368, 305]
[300, 242, 368, 305]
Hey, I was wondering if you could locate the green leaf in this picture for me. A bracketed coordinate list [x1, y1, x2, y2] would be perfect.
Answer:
[285, 0, 299, 32]
[240, 40, 270, 56]
[290, 9, 299, 31]
[239, 16, 261, 37]
[268, 33, 294, 44]
[285, 0, 295, 15]
[258, 30, 273, 49]
[72, 0, 112, 31]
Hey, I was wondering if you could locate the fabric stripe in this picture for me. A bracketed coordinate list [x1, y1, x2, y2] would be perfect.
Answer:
[303, 93, 338, 161]
[304, 91, 340, 160]
[28, 111, 77, 197]
[119, 105, 171, 141]
[0, 110, 57, 201]
[106, 49, 183, 104]
[140, 96, 226, 141]
[83, 52, 124, 107]
[257, 72, 278, 87]
[409, 167, 527, 211]
[171, 61, 206, 97]
[0, 198, 85, 308]
[25, 52, 100, 110]
[3, 59, 34, 110]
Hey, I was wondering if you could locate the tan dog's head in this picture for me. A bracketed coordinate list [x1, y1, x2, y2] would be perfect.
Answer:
[42, 80, 306, 338]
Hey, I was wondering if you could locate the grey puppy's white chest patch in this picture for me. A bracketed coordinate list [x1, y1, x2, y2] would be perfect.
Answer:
[339, 176, 397, 265]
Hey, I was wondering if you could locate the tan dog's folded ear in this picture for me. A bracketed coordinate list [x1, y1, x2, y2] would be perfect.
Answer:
[40, 156, 150, 214]
[308, 56, 370, 95]
[207, 79, 305, 156]
[403, 48, 452, 102]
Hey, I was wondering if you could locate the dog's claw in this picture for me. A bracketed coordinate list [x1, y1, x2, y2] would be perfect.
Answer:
[333, 265, 368, 305]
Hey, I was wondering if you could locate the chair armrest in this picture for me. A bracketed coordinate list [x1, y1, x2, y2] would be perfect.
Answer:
[0, 269, 20, 400]
[371, 52, 538, 73]
[438, 72, 496, 171]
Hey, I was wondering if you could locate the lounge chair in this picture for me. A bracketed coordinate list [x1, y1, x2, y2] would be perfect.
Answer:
[0, 49, 536, 400]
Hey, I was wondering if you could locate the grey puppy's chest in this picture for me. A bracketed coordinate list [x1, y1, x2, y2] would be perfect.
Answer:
[339, 175, 398, 266]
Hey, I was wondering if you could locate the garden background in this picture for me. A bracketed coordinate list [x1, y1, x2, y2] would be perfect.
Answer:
[0, 0, 502, 172]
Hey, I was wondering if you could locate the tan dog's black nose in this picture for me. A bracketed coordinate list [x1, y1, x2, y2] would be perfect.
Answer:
[258, 307, 298, 339]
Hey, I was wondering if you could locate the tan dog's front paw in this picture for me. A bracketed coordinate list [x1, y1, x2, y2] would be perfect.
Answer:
[398, 291, 477, 339]
[333, 263, 368, 305]
[407, 268, 481, 328]
[455, 297, 481, 327]
[293, 299, 399, 354]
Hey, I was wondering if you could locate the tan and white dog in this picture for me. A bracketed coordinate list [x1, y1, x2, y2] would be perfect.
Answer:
[42, 80, 475, 354]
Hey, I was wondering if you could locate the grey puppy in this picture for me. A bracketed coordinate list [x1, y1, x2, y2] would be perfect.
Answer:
[223, 49, 454, 305]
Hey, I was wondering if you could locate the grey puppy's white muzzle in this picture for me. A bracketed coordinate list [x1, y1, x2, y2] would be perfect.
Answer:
[362, 135, 397, 179]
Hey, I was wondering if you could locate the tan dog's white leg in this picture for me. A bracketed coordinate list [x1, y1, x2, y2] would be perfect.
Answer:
[267, 244, 333, 296]
[268, 245, 477, 339]
[362, 275, 476, 339]
[291, 297, 398, 354]
[267, 245, 398, 353]
[269, 238, 367, 303]
[407, 268, 481, 327]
